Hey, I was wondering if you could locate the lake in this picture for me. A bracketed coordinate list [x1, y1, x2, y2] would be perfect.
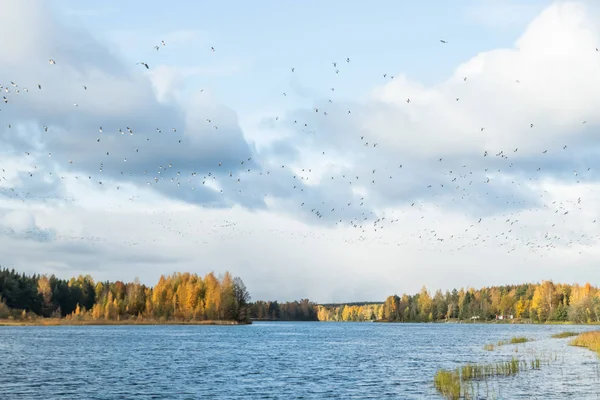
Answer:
[0, 322, 598, 399]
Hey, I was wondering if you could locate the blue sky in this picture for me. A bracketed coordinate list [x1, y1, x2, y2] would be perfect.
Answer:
[59, 0, 551, 116]
[0, 0, 599, 302]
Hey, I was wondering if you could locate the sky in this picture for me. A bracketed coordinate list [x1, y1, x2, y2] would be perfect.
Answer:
[0, 0, 599, 303]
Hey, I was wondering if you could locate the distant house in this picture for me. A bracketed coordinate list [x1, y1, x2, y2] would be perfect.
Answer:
[495, 314, 514, 320]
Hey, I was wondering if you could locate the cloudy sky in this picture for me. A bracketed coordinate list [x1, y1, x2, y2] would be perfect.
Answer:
[1, 0, 599, 303]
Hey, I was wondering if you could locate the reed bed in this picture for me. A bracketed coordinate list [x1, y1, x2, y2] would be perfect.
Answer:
[551, 331, 579, 339]
[508, 336, 530, 344]
[433, 358, 542, 399]
[433, 369, 461, 400]
[570, 330, 600, 356]
[484, 336, 531, 351]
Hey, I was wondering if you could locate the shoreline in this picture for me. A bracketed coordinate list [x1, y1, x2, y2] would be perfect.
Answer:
[248, 319, 599, 325]
[373, 319, 600, 325]
[2, 319, 598, 327]
[0, 319, 251, 327]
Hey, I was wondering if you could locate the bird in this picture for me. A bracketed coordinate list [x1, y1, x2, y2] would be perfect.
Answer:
[137, 62, 149, 69]
[440, 40, 447, 44]
[49, 59, 56, 65]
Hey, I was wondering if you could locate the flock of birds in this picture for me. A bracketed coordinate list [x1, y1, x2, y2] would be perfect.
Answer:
[0, 37, 598, 259]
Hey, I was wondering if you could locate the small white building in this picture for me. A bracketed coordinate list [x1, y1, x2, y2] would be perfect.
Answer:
[496, 314, 514, 320]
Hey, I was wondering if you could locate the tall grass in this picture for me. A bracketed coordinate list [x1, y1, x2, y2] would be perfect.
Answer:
[484, 336, 531, 350]
[551, 331, 579, 339]
[508, 336, 529, 344]
[570, 331, 600, 356]
[434, 369, 461, 400]
[433, 358, 541, 399]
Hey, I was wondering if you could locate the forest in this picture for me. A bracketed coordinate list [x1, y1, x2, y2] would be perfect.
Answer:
[2, 266, 598, 325]
[378, 282, 600, 323]
[316, 282, 600, 324]
[0, 268, 251, 323]
[249, 282, 600, 324]
[248, 299, 319, 321]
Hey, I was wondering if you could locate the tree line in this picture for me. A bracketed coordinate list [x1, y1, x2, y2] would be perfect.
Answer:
[249, 281, 600, 324]
[378, 281, 600, 323]
[2, 267, 597, 324]
[248, 299, 318, 321]
[246, 300, 381, 322]
[0, 268, 251, 323]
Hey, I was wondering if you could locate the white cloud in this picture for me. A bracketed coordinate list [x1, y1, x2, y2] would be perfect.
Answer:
[0, 1, 599, 302]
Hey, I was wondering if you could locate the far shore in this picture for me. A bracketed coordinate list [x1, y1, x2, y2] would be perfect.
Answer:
[254, 319, 600, 325]
[3, 318, 599, 326]
[0, 319, 251, 327]
[372, 319, 600, 325]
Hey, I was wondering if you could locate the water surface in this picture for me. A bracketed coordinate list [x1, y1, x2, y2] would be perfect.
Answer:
[0, 322, 598, 399]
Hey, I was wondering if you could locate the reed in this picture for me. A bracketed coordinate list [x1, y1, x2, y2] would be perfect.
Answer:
[509, 336, 529, 344]
[433, 358, 541, 399]
[491, 336, 531, 348]
[434, 369, 461, 400]
[551, 331, 579, 339]
[570, 331, 600, 356]
[483, 343, 495, 351]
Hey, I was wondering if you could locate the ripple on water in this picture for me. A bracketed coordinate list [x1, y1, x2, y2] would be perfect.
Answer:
[0, 323, 598, 399]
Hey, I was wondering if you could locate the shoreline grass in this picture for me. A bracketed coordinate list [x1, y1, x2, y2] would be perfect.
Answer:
[508, 336, 529, 344]
[569, 331, 600, 356]
[437, 332, 595, 399]
[0, 318, 250, 327]
[484, 336, 531, 350]
[434, 358, 541, 399]
[551, 331, 579, 339]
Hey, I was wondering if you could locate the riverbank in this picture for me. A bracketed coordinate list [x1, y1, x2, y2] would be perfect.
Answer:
[373, 318, 600, 325]
[570, 330, 600, 355]
[0, 319, 251, 327]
